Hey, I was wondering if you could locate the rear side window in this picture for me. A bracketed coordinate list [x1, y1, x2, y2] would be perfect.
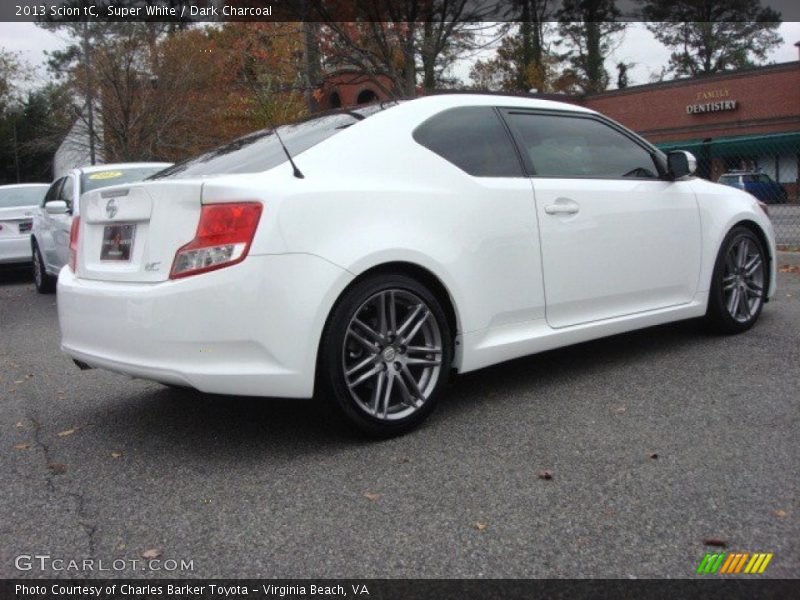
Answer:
[413, 107, 522, 177]
[505, 112, 659, 179]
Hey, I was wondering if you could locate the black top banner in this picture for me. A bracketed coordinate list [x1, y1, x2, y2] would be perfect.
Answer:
[2, 0, 799, 23]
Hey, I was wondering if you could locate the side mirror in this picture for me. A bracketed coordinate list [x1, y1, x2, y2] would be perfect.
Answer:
[667, 150, 697, 180]
[45, 200, 69, 215]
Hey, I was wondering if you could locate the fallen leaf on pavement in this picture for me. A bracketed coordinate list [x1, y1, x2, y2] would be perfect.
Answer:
[364, 492, 381, 501]
[537, 470, 553, 480]
[649, 453, 659, 459]
[15, 421, 24, 429]
[613, 405, 626, 415]
[48, 463, 68, 475]
[398, 457, 410, 464]
[111, 451, 123, 459]
[778, 264, 800, 274]
[702, 537, 727, 547]
[772, 509, 788, 518]
[141, 548, 162, 559]
[474, 522, 488, 531]
[13, 443, 30, 450]
[57, 428, 77, 437]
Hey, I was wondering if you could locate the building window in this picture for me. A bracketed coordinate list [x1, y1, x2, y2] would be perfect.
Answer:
[357, 89, 378, 104]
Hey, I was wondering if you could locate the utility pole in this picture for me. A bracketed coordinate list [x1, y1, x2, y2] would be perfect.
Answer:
[12, 119, 21, 183]
[82, 19, 96, 165]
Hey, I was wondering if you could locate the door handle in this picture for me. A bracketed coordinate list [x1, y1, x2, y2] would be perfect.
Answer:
[544, 202, 579, 215]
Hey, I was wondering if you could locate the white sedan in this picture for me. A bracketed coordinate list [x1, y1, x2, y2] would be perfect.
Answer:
[0, 184, 49, 265]
[31, 162, 171, 292]
[57, 95, 776, 436]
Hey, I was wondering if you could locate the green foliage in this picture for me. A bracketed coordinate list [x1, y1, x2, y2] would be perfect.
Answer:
[640, 0, 783, 77]
[0, 85, 73, 184]
[557, 0, 627, 94]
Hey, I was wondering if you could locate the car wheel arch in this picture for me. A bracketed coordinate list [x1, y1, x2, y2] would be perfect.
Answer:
[312, 260, 462, 395]
[707, 219, 772, 309]
[728, 220, 772, 300]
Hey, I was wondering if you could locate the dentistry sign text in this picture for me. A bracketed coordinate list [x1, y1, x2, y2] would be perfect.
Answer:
[686, 88, 739, 115]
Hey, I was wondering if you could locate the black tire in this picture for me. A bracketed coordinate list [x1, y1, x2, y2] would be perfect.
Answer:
[318, 273, 453, 437]
[705, 226, 767, 334]
[32, 242, 56, 294]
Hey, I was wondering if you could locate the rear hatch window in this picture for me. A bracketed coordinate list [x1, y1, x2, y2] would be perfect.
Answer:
[0, 186, 47, 208]
[152, 104, 392, 179]
[81, 166, 170, 194]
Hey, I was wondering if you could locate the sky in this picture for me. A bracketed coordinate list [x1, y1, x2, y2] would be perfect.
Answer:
[2, 21, 799, 90]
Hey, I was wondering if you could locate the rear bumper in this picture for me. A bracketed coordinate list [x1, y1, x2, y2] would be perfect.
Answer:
[0, 236, 31, 264]
[57, 254, 353, 398]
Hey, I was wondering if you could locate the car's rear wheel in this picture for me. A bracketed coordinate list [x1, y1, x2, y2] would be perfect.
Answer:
[319, 273, 453, 437]
[705, 226, 767, 333]
[32, 242, 56, 294]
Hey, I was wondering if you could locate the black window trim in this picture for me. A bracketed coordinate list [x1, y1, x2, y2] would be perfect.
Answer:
[411, 106, 527, 178]
[43, 177, 65, 206]
[63, 174, 78, 213]
[497, 107, 669, 181]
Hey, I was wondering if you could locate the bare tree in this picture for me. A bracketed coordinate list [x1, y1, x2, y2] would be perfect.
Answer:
[310, 0, 508, 98]
[640, 0, 782, 77]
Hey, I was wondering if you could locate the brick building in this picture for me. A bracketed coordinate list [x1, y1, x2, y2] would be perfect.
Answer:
[582, 61, 800, 200]
[323, 59, 800, 200]
[318, 68, 393, 110]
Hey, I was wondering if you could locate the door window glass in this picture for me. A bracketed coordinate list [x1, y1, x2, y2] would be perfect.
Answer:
[43, 178, 64, 206]
[506, 113, 659, 179]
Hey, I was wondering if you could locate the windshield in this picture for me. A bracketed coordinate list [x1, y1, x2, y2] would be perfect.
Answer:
[81, 166, 170, 194]
[0, 186, 48, 208]
[152, 104, 392, 180]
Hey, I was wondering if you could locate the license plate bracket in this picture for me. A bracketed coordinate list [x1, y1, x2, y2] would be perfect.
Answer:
[100, 224, 135, 261]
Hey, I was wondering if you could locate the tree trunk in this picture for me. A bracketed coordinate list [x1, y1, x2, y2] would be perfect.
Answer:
[402, 22, 417, 98]
[585, 21, 603, 93]
[422, 20, 436, 92]
[303, 22, 321, 113]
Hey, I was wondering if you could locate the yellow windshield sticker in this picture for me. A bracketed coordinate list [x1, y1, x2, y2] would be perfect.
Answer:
[88, 171, 124, 180]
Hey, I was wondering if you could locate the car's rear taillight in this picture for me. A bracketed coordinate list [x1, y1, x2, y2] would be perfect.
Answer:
[170, 202, 262, 279]
[69, 217, 80, 272]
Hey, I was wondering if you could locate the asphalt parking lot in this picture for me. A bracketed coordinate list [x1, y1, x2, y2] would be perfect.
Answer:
[0, 259, 798, 580]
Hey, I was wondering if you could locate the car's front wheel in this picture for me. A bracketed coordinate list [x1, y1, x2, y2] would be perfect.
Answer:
[32, 242, 56, 294]
[705, 226, 767, 333]
[319, 273, 453, 437]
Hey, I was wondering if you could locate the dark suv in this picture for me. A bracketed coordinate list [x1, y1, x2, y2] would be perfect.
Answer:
[718, 171, 788, 204]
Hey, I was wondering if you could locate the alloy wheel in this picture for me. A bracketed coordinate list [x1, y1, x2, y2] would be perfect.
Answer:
[722, 236, 764, 323]
[342, 289, 443, 421]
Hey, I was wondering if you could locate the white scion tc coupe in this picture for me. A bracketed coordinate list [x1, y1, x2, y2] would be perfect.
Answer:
[57, 94, 776, 436]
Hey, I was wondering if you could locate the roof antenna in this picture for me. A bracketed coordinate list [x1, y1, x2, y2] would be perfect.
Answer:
[274, 128, 304, 179]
